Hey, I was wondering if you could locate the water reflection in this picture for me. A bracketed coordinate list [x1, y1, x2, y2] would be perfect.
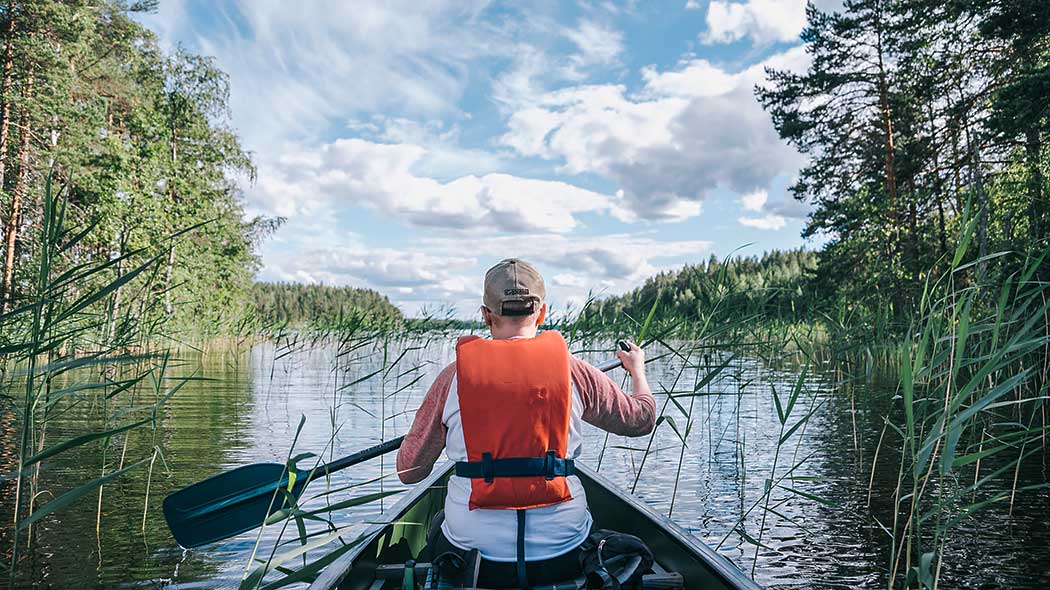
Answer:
[2, 338, 1048, 589]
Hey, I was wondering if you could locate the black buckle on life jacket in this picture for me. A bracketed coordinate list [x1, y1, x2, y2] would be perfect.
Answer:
[544, 450, 556, 480]
[481, 452, 495, 483]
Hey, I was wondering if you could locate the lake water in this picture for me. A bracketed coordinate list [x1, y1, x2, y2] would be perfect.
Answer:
[3, 336, 1049, 589]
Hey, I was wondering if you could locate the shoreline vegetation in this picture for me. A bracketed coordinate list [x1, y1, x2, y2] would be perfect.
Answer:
[0, 1, 1047, 589]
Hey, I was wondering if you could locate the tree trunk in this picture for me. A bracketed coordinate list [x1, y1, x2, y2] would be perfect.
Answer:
[951, 125, 963, 214]
[874, 7, 898, 227]
[1, 66, 29, 311]
[879, 83, 899, 223]
[909, 191, 918, 285]
[873, 8, 900, 303]
[964, 124, 989, 272]
[0, 0, 17, 306]
[0, 0, 16, 188]
[1025, 128, 1043, 242]
[925, 99, 948, 258]
[164, 113, 177, 318]
[164, 241, 174, 316]
[937, 199, 948, 259]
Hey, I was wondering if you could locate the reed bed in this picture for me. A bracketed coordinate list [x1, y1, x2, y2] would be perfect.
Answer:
[0, 176, 196, 587]
[876, 218, 1050, 589]
[235, 326, 455, 590]
[558, 207, 1050, 589]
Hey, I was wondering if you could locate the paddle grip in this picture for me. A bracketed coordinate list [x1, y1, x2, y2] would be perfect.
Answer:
[320, 435, 405, 476]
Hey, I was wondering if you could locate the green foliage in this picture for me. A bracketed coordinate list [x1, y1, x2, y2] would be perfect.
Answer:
[758, 0, 1050, 309]
[0, 0, 271, 339]
[886, 221, 1050, 590]
[251, 282, 403, 328]
[1, 175, 190, 586]
[750, 2, 1050, 586]
[576, 249, 818, 336]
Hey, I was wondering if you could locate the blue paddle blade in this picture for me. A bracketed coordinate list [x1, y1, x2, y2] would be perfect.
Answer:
[163, 462, 309, 548]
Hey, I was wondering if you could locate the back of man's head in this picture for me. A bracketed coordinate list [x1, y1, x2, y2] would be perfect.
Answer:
[483, 258, 545, 322]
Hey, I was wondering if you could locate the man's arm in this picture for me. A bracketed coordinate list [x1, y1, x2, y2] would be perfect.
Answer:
[571, 344, 655, 436]
[395, 362, 455, 484]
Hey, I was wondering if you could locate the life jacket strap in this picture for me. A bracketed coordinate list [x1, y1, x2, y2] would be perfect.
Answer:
[455, 451, 575, 482]
[516, 509, 528, 590]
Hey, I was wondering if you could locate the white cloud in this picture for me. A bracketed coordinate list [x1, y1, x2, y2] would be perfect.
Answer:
[765, 195, 811, 219]
[282, 249, 472, 289]
[639, 59, 738, 97]
[250, 138, 631, 234]
[741, 190, 768, 211]
[565, 21, 624, 69]
[492, 19, 626, 111]
[423, 234, 713, 286]
[738, 214, 787, 230]
[492, 45, 550, 110]
[553, 273, 589, 288]
[260, 232, 715, 316]
[345, 116, 507, 180]
[701, 0, 806, 45]
[139, 0, 498, 152]
[414, 233, 715, 313]
[140, 1, 819, 317]
[737, 188, 808, 227]
[700, 0, 843, 45]
[258, 240, 480, 314]
[500, 46, 810, 221]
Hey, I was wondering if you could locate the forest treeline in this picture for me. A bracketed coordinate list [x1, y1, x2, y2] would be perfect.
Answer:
[758, 0, 1048, 307]
[0, 0, 273, 338]
[581, 249, 819, 328]
[251, 282, 402, 327]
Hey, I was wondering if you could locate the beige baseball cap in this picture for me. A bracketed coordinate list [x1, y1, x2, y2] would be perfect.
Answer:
[483, 258, 545, 316]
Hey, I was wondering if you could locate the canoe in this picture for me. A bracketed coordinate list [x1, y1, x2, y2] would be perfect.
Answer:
[308, 461, 763, 590]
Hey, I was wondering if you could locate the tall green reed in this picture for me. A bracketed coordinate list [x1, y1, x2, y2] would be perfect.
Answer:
[879, 207, 1050, 589]
[572, 246, 834, 573]
[238, 330, 436, 590]
[1, 174, 195, 587]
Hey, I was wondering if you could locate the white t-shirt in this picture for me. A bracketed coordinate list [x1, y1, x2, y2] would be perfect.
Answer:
[439, 374, 592, 561]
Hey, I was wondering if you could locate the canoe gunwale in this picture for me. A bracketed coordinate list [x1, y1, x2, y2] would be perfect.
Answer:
[308, 463, 452, 590]
[308, 461, 763, 590]
[576, 463, 763, 590]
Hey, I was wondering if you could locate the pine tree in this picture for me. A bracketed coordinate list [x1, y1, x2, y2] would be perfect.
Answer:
[758, 0, 918, 304]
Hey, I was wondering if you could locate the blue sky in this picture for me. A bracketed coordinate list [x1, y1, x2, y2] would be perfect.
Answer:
[139, 0, 833, 317]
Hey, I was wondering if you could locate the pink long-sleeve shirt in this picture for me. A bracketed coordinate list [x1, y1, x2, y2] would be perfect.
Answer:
[396, 355, 656, 484]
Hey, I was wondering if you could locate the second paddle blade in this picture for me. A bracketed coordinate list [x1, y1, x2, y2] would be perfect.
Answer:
[163, 462, 307, 548]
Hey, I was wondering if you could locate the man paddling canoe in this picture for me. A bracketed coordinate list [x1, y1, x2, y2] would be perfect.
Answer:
[396, 258, 656, 588]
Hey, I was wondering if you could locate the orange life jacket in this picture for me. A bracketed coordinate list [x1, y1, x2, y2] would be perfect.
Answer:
[454, 330, 574, 511]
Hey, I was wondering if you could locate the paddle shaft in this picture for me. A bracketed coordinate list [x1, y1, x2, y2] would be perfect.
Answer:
[315, 340, 632, 477]
[317, 436, 405, 475]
